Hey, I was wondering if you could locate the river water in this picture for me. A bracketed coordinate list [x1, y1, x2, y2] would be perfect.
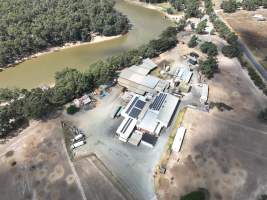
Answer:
[0, 0, 172, 89]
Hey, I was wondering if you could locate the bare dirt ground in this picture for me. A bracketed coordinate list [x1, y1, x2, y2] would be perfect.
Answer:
[221, 9, 267, 70]
[74, 155, 128, 200]
[0, 119, 128, 200]
[0, 120, 83, 200]
[156, 38, 267, 199]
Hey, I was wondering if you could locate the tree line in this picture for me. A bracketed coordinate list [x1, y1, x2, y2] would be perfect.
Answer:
[221, 0, 267, 13]
[0, 0, 130, 68]
[204, 0, 267, 95]
[0, 27, 178, 138]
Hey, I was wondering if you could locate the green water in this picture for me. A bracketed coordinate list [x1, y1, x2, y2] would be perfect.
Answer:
[0, 0, 172, 89]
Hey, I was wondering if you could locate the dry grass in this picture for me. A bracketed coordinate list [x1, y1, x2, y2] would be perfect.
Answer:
[221, 9, 267, 70]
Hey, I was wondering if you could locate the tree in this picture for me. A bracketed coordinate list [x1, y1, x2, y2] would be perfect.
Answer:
[188, 35, 199, 48]
[221, 0, 238, 13]
[204, 0, 214, 15]
[199, 56, 218, 78]
[52, 68, 91, 105]
[0, 0, 130, 68]
[185, 0, 201, 18]
[169, 0, 185, 11]
[23, 88, 54, 119]
[196, 19, 207, 34]
[222, 45, 242, 58]
[242, 0, 258, 10]
[176, 17, 187, 31]
[0, 88, 22, 102]
[200, 42, 218, 56]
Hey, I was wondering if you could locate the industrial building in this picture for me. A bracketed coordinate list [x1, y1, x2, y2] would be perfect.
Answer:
[174, 66, 193, 84]
[118, 58, 169, 95]
[116, 92, 179, 146]
[200, 84, 209, 104]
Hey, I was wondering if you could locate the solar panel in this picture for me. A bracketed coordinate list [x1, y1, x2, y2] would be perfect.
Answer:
[126, 97, 138, 114]
[135, 100, 146, 109]
[129, 108, 141, 118]
[150, 93, 167, 111]
[121, 118, 133, 133]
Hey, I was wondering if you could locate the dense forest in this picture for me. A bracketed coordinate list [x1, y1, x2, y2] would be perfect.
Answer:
[0, 0, 130, 68]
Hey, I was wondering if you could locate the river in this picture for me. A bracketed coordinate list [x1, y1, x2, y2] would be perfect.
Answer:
[0, 0, 172, 89]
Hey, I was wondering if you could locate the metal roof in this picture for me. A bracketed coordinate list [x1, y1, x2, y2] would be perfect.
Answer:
[119, 68, 160, 89]
[128, 130, 143, 146]
[130, 65, 151, 75]
[157, 94, 179, 127]
[200, 84, 209, 103]
[116, 117, 137, 142]
[172, 127, 186, 152]
[140, 58, 157, 70]
[138, 110, 160, 133]
[177, 67, 193, 83]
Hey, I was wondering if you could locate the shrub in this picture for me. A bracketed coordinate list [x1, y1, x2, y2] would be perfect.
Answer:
[221, 0, 238, 13]
[166, 7, 174, 14]
[66, 105, 79, 115]
[242, 0, 258, 10]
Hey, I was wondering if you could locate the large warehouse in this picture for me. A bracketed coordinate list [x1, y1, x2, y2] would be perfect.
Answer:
[118, 58, 169, 95]
[116, 93, 179, 145]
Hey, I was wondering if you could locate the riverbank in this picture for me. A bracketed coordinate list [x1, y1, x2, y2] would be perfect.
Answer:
[124, 0, 183, 22]
[0, 0, 172, 89]
[2, 35, 122, 71]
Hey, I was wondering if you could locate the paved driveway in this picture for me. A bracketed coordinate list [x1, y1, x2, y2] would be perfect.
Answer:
[63, 86, 178, 200]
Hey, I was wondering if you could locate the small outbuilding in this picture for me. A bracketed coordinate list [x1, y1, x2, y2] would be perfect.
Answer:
[200, 84, 209, 104]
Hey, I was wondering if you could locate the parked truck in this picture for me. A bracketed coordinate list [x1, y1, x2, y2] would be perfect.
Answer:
[71, 134, 85, 142]
[71, 140, 86, 149]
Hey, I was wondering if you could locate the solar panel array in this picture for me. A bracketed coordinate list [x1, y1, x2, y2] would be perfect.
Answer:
[126, 97, 146, 119]
[149, 93, 167, 111]
[126, 97, 138, 114]
[129, 108, 141, 118]
[121, 118, 133, 134]
[135, 100, 146, 109]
